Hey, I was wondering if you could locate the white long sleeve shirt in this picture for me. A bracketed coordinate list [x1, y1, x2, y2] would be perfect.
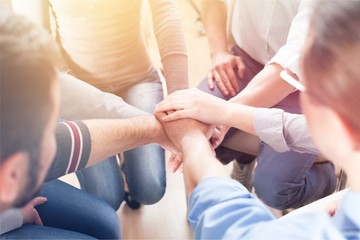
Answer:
[229, 0, 314, 76]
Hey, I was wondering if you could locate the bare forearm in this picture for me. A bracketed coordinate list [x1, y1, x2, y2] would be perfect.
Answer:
[182, 135, 227, 194]
[201, 0, 228, 55]
[223, 103, 256, 135]
[230, 64, 294, 107]
[84, 116, 162, 167]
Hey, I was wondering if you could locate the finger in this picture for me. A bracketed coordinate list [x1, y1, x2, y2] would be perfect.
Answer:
[225, 66, 240, 93]
[210, 137, 220, 149]
[32, 197, 47, 207]
[217, 68, 236, 96]
[235, 57, 246, 79]
[32, 210, 43, 226]
[172, 155, 183, 173]
[212, 127, 221, 139]
[205, 124, 217, 140]
[168, 154, 183, 173]
[178, 163, 184, 173]
[167, 154, 177, 173]
[154, 111, 167, 122]
[155, 101, 178, 113]
[210, 125, 227, 148]
[210, 129, 219, 148]
[212, 70, 229, 96]
[162, 110, 190, 122]
[207, 72, 215, 90]
[328, 207, 336, 217]
[156, 97, 189, 113]
[155, 104, 169, 113]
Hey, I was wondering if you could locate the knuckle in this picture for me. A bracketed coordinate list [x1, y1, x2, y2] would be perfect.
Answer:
[214, 77, 222, 83]
[214, 65, 222, 71]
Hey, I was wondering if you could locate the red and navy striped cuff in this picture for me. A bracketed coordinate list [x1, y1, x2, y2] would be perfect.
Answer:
[45, 121, 91, 182]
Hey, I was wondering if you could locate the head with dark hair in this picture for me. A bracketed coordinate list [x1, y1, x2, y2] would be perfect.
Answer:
[0, 11, 59, 211]
[300, 1, 360, 169]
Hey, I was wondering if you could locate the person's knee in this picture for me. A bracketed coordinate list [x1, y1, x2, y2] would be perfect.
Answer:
[252, 175, 301, 209]
[76, 157, 125, 210]
[252, 161, 306, 209]
[124, 145, 166, 204]
[104, 193, 124, 211]
[91, 203, 121, 239]
[253, 162, 338, 210]
[132, 180, 166, 204]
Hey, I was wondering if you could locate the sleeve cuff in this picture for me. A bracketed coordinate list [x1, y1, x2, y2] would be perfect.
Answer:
[162, 53, 189, 93]
[45, 120, 91, 181]
[254, 108, 290, 152]
[0, 208, 23, 235]
[267, 46, 301, 75]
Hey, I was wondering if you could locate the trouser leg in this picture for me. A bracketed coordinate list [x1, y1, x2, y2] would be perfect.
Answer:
[253, 144, 336, 209]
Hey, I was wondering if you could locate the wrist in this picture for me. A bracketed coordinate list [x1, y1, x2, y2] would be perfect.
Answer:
[210, 49, 229, 59]
[181, 135, 213, 159]
[181, 134, 211, 154]
[147, 115, 165, 144]
[221, 102, 238, 126]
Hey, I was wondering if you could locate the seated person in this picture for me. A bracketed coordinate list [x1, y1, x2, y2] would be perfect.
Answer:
[197, 0, 335, 209]
[11, 0, 189, 210]
[0, 11, 179, 238]
[156, 1, 360, 238]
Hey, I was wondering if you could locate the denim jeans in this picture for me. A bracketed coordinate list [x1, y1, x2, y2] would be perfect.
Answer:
[76, 156, 125, 210]
[197, 46, 336, 209]
[119, 69, 166, 205]
[254, 144, 336, 209]
[0, 179, 120, 239]
[75, 67, 166, 208]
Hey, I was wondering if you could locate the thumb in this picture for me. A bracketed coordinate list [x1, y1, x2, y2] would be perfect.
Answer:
[235, 57, 246, 78]
[32, 210, 44, 226]
[31, 197, 47, 207]
[154, 111, 167, 122]
[168, 154, 183, 173]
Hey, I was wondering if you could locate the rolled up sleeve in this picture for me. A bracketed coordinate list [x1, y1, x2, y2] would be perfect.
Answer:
[254, 108, 320, 155]
[267, 1, 313, 75]
[254, 108, 290, 152]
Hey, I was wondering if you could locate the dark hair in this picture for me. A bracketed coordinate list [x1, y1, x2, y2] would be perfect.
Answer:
[0, 11, 57, 188]
[302, 1, 360, 133]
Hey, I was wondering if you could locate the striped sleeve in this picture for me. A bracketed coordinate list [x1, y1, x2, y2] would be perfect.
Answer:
[45, 121, 91, 182]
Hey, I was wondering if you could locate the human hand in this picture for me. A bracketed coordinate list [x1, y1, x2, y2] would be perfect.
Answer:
[210, 125, 229, 149]
[151, 115, 181, 154]
[154, 111, 214, 152]
[168, 153, 183, 173]
[21, 196, 47, 226]
[209, 50, 245, 97]
[155, 88, 229, 125]
[166, 129, 222, 173]
[327, 200, 340, 217]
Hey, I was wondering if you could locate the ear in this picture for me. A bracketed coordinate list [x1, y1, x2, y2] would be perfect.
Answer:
[333, 110, 360, 151]
[0, 152, 29, 211]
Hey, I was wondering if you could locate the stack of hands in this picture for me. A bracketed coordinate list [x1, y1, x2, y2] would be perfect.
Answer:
[154, 88, 231, 173]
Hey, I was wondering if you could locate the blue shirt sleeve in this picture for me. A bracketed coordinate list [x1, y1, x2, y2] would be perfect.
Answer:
[188, 177, 356, 239]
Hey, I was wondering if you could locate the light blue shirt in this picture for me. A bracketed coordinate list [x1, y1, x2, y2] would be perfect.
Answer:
[188, 177, 360, 239]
